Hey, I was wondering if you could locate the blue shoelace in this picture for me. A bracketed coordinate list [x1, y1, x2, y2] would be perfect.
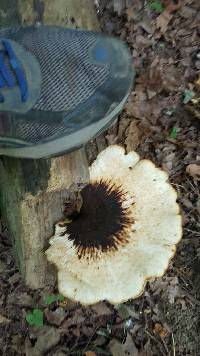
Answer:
[0, 40, 28, 103]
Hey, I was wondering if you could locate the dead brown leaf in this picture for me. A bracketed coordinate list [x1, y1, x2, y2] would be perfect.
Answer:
[126, 87, 151, 119]
[117, 116, 131, 142]
[125, 1, 143, 22]
[122, 333, 139, 355]
[186, 164, 200, 180]
[61, 313, 85, 330]
[11, 335, 25, 355]
[164, 0, 182, 13]
[32, 326, 61, 354]
[109, 333, 138, 356]
[91, 302, 113, 317]
[106, 134, 118, 145]
[125, 120, 141, 152]
[150, 277, 185, 304]
[45, 307, 66, 326]
[153, 323, 168, 338]
[109, 339, 126, 356]
[179, 6, 197, 19]
[85, 351, 97, 356]
[14, 292, 34, 307]
[138, 340, 153, 356]
[156, 10, 173, 35]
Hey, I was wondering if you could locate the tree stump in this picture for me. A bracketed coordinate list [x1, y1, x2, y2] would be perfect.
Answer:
[0, 0, 99, 289]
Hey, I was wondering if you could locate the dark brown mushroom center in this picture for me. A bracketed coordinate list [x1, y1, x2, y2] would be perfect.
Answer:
[64, 180, 134, 259]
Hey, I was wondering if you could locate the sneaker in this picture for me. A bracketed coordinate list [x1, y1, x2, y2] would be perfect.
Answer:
[0, 26, 134, 159]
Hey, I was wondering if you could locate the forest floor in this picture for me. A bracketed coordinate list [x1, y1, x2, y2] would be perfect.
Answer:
[0, 0, 200, 355]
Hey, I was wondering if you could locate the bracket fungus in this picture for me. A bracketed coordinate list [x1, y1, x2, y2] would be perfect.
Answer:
[45, 145, 182, 305]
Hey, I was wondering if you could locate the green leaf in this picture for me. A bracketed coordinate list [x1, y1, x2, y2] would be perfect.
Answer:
[183, 89, 195, 104]
[96, 327, 111, 338]
[149, 1, 164, 13]
[44, 294, 65, 305]
[26, 309, 44, 327]
[57, 294, 65, 302]
[169, 126, 177, 139]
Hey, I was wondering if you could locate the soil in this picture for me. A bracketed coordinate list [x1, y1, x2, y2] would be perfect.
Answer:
[0, 0, 200, 355]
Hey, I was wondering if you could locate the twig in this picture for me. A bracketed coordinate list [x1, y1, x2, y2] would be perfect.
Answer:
[160, 336, 169, 355]
[186, 177, 198, 193]
[171, 183, 184, 189]
[184, 228, 200, 236]
[81, 326, 99, 355]
[172, 333, 176, 356]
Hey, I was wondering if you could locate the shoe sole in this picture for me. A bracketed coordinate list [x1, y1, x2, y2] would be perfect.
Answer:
[0, 91, 131, 159]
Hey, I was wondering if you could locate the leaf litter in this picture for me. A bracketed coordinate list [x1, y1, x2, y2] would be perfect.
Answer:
[1, 0, 200, 355]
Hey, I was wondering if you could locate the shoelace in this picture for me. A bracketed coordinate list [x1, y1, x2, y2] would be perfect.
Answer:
[0, 40, 28, 103]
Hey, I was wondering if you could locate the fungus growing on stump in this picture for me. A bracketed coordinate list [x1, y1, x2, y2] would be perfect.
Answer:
[46, 145, 182, 305]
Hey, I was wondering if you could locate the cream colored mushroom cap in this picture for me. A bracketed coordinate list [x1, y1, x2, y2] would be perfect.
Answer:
[45, 145, 182, 305]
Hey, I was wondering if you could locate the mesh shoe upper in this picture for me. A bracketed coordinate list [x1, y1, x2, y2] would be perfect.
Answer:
[0, 26, 134, 153]
[0, 26, 109, 109]
[22, 27, 109, 112]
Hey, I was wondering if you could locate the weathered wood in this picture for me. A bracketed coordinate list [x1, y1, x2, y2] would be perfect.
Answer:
[0, 0, 99, 289]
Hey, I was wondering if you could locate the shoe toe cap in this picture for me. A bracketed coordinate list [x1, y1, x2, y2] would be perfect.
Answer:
[90, 35, 134, 100]
[92, 35, 133, 73]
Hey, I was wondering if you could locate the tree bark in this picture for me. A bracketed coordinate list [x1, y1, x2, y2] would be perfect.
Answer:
[0, 0, 99, 289]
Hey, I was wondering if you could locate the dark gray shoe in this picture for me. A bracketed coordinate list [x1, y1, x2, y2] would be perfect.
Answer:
[0, 26, 134, 158]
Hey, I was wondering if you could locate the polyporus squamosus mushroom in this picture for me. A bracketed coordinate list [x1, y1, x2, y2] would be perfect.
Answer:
[45, 145, 182, 305]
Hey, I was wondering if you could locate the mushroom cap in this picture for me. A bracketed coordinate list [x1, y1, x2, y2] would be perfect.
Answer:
[46, 145, 182, 305]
